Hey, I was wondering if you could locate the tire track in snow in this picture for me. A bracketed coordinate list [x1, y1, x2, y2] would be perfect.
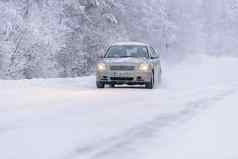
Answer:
[64, 88, 237, 159]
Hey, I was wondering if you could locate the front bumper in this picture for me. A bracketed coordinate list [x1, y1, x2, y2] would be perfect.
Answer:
[96, 70, 152, 85]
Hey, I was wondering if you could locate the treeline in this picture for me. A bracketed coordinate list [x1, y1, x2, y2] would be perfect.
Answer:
[0, 0, 171, 79]
[1, 0, 237, 79]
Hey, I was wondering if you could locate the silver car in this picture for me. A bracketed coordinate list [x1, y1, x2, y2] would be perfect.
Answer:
[96, 42, 162, 89]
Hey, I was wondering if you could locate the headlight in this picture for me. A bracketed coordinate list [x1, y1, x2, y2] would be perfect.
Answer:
[138, 64, 150, 72]
[96, 63, 106, 71]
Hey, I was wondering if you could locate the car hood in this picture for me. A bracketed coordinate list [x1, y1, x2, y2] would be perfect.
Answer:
[102, 58, 147, 65]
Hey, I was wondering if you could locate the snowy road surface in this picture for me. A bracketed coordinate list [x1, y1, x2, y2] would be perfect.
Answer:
[1, 55, 238, 159]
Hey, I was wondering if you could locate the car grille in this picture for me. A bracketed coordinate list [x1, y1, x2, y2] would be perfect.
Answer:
[110, 65, 135, 71]
[110, 77, 134, 81]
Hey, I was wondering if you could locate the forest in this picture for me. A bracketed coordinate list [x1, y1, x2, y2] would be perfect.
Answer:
[0, 0, 237, 79]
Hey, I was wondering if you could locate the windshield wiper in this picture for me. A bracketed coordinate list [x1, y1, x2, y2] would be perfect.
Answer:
[119, 56, 134, 58]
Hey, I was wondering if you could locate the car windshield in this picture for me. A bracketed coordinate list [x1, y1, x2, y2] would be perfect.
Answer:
[105, 45, 149, 58]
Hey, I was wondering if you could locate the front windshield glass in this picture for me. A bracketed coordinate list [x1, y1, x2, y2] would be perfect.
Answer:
[105, 45, 149, 58]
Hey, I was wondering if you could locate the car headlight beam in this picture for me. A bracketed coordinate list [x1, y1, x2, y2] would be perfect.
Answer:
[97, 63, 106, 71]
[138, 64, 150, 72]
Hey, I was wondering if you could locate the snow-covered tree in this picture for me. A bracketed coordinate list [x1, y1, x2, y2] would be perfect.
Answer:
[0, 0, 173, 79]
[166, 0, 238, 57]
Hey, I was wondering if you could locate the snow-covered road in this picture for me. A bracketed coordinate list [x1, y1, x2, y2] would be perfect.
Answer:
[0, 55, 238, 159]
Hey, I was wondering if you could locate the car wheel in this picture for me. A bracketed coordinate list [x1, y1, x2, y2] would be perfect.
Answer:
[109, 83, 115, 88]
[145, 72, 154, 89]
[96, 82, 105, 88]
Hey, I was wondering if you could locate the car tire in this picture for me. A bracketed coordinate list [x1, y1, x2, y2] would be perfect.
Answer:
[96, 82, 105, 88]
[109, 83, 115, 88]
[145, 72, 154, 89]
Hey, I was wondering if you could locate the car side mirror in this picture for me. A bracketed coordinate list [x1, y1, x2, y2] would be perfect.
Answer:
[151, 56, 159, 59]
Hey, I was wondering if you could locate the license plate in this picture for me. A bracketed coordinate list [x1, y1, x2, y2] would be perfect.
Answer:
[113, 72, 129, 77]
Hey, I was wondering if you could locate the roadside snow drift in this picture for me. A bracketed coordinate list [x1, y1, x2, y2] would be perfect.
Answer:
[0, 55, 238, 159]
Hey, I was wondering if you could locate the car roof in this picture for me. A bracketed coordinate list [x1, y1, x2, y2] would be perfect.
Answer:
[111, 42, 150, 47]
